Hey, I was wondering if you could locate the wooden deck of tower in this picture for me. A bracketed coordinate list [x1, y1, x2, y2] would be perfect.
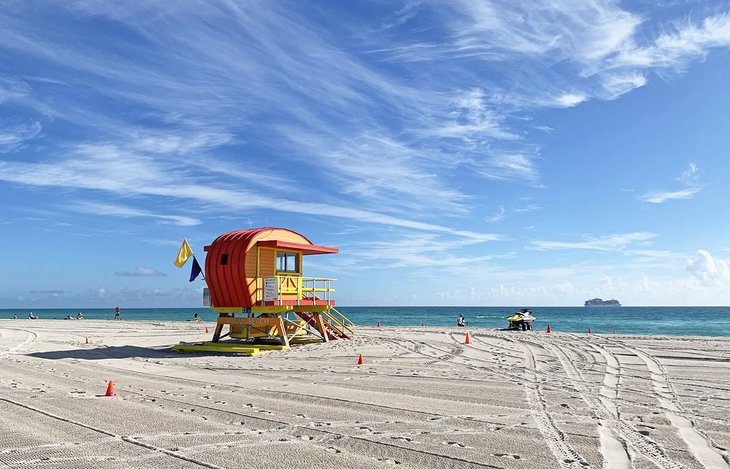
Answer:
[175, 228, 353, 354]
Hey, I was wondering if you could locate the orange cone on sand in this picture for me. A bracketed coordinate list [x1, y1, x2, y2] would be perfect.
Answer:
[464, 332, 471, 344]
[205, 326, 209, 333]
[377, 322, 381, 327]
[104, 380, 116, 397]
[357, 354, 364, 365]
[546, 324, 552, 333]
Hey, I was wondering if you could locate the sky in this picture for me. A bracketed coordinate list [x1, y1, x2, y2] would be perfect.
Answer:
[1, 1, 730, 308]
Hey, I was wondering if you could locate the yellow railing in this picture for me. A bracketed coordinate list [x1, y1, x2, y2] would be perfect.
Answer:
[258, 276, 336, 304]
[300, 277, 336, 304]
[325, 307, 355, 334]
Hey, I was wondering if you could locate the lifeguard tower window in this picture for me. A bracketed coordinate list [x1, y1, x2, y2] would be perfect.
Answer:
[220, 253, 229, 265]
[276, 252, 298, 273]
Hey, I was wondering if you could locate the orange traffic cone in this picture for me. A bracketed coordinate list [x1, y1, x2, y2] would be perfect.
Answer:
[588, 328, 592, 334]
[205, 327, 209, 333]
[357, 354, 364, 365]
[464, 332, 471, 344]
[104, 380, 116, 397]
[546, 324, 552, 333]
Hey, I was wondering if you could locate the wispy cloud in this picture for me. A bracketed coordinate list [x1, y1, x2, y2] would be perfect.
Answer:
[0, 77, 31, 103]
[0, 121, 42, 152]
[530, 231, 657, 251]
[640, 162, 702, 203]
[72, 202, 201, 227]
[115, 267, 167, 277]
[641, 187, 701, 204]
[344, 232, 500, 270]
[487, 206, 506, 223]
[0, 142, 499, 240]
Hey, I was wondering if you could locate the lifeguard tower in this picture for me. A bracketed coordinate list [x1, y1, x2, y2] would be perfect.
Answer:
[177, 228, 353, 353]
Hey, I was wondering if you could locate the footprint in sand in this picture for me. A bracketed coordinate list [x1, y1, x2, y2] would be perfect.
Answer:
[376, 457, 401, 465]
[444, 441, 468, 448]
[493, 453, 521, 459]
[325, 447, 341, 454]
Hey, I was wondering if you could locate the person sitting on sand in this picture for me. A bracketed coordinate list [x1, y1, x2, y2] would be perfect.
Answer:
[76, 312, 84, 320]
[457, 314, 465, 327]
[65, 314, 73, 320]
[13, 313, 17, 319]
[193, 313, 201, 323]
[28, 312, 37, 320]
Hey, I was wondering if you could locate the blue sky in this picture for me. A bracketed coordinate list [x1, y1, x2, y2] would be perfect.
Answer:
[2, 1, 730, 308]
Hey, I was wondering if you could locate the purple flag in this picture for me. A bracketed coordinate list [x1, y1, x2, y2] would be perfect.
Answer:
[189, 257, 202, 282]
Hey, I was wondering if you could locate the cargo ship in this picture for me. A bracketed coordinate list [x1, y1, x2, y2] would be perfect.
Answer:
[584, 298, 621, 307]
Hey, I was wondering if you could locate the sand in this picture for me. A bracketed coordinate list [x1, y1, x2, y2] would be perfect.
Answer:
[0, 320, 728, 469]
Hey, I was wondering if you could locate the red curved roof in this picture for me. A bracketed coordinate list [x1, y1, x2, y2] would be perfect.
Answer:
[203, 228, 337, 308]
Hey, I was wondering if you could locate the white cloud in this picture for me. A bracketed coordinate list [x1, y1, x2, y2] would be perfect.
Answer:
[555, 93, 587, 108]
[686, 250, 730, 286]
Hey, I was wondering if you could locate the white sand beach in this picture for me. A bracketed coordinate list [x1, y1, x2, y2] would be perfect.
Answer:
[0, 320, 728, 468]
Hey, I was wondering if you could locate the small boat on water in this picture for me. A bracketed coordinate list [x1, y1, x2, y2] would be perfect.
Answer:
[506, 308, 535, 331]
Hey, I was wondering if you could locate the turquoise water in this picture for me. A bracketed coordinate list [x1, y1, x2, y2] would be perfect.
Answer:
[2, 306, 729, 337]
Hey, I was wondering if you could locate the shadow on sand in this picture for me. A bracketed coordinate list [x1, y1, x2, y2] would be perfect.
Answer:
[27, 345, 184, 360]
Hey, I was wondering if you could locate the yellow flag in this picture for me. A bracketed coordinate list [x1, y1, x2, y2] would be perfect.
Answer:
[173, 239, 193, 267]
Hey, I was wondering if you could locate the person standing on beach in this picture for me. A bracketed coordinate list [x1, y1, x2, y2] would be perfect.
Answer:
[114, 306, 121, 320]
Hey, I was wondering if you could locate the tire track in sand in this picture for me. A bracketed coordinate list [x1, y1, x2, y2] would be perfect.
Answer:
[605, 337, 729, 468]
[512, 337, 591, 468]
[533, 337, 632, 469]
[564, 334, 691, 469]
[0, 328, 37, 358]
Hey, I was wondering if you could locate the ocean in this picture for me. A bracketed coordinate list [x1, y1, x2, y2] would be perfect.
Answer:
[2, 306, 729, 337]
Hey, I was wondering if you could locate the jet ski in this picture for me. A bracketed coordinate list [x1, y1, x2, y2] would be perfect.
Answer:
[506, 308, 535, 331]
